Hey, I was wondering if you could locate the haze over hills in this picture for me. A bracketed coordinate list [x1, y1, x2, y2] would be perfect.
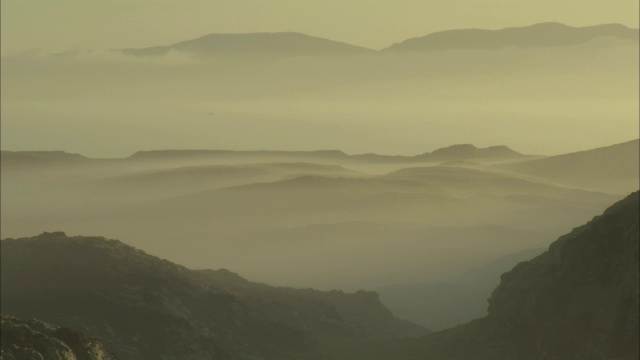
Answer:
[384, 22, 639, 52]
[0, 143, 529, 170]
[1, 140, 634, 349]
[2, 193, 637, 359]
[116, 23, 639, 59]
[2, 1, 639, 357]
[1, 142, 626, 295]
[502, 139, 640, 194]
[415, 144, 526, 161]
[377, 247, 545, 331]
[3, 22, 636, 156]
[331, 191, 640, 359]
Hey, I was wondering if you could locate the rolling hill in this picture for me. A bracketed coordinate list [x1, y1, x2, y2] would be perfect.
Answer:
[502, 139, 639, 194]
[332, 191, 640, 359]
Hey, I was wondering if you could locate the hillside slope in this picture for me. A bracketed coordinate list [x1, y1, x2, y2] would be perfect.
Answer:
[334, 191, 639, 359]
[503, 139, 639, 194]
[0, 232, 426, 360]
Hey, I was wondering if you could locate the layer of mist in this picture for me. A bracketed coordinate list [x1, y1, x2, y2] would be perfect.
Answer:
[2, 22, 638, 345]
[2, 23, 638, 157]
[2, 141, 634, 297]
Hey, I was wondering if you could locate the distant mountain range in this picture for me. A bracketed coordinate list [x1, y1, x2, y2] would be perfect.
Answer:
[121, 32, 374, 58]
[1, 140, 634, 294]
[384, 22, 639, 52]
[118, 23, 639, 59]
[0, 143, 528, 170]
[334, 191, 640, 359]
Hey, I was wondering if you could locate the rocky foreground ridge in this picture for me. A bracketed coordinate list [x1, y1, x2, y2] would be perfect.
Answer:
[0, 232, 426, 360]
[335, 191, 639, 359]
[1, 192, 637, 359]
[0, 314, 115, 360]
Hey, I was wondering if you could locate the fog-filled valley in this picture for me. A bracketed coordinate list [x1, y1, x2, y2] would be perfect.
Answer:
[2, 138, 638, 333]
[1, 17, 639, 360]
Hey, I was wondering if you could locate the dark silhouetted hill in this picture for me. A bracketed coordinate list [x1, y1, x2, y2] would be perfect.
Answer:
[0, 151, 89, 170]
[0, 232, 427, 360]
[335, 191, 639, 359]
[384, 22, 639, 52]
[0, 145, 530, 174]
[121, 32, 374, 58]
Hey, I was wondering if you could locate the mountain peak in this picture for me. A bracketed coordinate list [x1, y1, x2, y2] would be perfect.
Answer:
[121, 32, 374, 58]
[416, 144, 523, 161]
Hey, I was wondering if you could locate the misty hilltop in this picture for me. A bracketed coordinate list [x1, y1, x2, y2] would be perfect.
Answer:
[502, 139, 639, 194]
[120, 32, 375, 58]
[2, 140, 632, 291]
[384, 22, 639, 52]
[415, 144, 524, 161]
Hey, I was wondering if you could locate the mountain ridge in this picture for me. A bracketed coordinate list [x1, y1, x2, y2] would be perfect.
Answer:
[384, 22, 639, 52]
[0, 231, 427, 359]
[333, 191, 640, 359]
[118, 22, 639, 59]
[121, 31, 375, 58]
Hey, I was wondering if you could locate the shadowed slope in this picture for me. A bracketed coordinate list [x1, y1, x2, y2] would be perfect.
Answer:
[336, 192, 639, 359]
[502, 139, 639, 194]
[0, 232, 426, 360]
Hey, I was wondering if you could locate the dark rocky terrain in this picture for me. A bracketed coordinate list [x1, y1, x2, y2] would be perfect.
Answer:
[0, 193, 637, 360]
[1, 314, 115, 360]
[0, 232, 427, 360]
[338, 191, 640, 359]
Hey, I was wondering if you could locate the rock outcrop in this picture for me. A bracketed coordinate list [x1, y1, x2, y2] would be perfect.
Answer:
[1, 314, 116, 360]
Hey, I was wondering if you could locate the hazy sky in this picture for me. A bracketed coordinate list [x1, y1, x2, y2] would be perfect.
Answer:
[2, 0, 638, 54]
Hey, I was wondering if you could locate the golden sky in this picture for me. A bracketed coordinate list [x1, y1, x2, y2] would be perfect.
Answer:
[2, 0, 638, 54]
